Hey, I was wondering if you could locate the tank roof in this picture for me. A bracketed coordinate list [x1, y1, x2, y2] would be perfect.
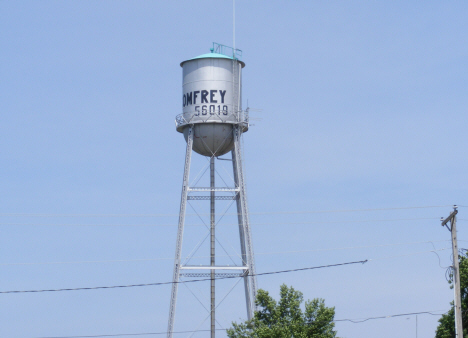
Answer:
[180, 52, 245, 68]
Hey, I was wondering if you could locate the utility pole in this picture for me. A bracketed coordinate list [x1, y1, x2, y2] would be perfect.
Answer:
[441, 205, 463, 337]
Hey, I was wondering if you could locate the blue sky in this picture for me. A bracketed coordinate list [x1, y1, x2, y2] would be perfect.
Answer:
[1, 1, 468, 337]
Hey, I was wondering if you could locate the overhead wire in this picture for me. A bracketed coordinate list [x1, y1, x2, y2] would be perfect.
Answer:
[0, 259, 367, 294]
[1, 205, 458, 335]
[0, 240, 452, 266]
[36, 329, 228, 338]
[367, 247, 451, 262]
[0, 217, 442, 227]
[335, 310, 448, 323]
[0, 204, 455, 218]
[428, 241, 452, 269]
[34, 309, 449, 337]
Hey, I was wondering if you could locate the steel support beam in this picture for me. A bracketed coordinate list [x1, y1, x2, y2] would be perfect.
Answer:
[181, 266, 248, 270]
[180, 273, 243, 278]
[232, 125, 257, 320]
[167, 127, 193, 338]
[188, 187, 239, 192]
[187, 196, 236, 201]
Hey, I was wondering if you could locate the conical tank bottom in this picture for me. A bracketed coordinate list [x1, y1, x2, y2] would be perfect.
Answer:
[183, 124, 234, 157]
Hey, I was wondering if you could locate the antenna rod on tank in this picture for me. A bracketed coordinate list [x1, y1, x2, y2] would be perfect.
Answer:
[233, 0, 235, 55]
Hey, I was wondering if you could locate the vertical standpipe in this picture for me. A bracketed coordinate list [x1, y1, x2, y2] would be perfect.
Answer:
[210, 156, 215, 338]
[168, 51, 256, 337]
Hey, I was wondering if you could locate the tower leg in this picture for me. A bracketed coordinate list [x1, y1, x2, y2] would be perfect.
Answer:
[210, 156, 215, 338]
[232, 125, 257, 320]
[167, 127, 193, 338]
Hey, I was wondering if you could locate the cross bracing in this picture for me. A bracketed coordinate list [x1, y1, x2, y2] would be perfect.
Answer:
[167, 125, 257, 338]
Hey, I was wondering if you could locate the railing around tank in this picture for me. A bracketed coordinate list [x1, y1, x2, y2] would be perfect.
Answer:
[212, 42, 242, 60]
[175, 109, 249, 132]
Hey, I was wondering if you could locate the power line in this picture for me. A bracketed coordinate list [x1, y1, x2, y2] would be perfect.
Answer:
[0, 205, 454, 218]
[35, 309, 449, 337]
[0, 217, 441, 228]
[368, 248, 450, 262]
[247, 205, 454, 215]
[336, 310, 448, 323]
[0, 260, 367, 294]
[0, 240, 451, 266]
[37, 328, 227, 338]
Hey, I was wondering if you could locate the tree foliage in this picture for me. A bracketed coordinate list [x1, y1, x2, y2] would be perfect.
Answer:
[227, 284, 338, 338]
[435, 250, 468, 338]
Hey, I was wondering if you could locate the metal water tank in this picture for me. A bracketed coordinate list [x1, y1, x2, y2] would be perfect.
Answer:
[176, 51, 247, 157]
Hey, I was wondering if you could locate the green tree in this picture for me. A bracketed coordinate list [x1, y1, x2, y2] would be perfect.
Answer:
[435, 251, 468, 338]
[227, 284, 338, 338]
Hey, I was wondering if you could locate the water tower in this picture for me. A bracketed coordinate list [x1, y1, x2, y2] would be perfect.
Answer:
[167, 43, 257, 337]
